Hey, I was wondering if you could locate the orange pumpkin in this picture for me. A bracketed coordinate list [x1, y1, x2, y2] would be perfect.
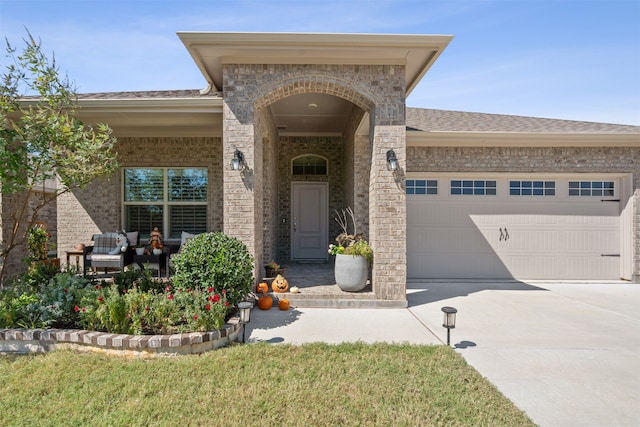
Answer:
[256, 282, 269, 294]
[257, 295, 273, 310]
[278, 298, 290, 311]
[272, 274, 289, 293]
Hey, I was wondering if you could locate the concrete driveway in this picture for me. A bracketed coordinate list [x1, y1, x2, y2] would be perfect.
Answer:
[407, 280, 640, 427]
[248, 280, 640, 426]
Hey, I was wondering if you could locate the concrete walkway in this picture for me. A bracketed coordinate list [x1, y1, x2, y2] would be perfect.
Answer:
[246, 280, 640, 427]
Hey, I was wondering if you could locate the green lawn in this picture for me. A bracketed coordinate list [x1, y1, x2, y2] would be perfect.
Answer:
[0, 343, 534, 426]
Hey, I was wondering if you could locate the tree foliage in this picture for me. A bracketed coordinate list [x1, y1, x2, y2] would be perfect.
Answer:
[0, 31, 118, 284]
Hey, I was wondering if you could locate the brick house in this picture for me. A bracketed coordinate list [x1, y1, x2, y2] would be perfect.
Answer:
[4, 32, 639, 304]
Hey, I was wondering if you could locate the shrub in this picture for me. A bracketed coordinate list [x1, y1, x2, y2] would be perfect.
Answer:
[171, 232, 254, 308]
[112, 268, 162, 294]
[76, 283, 228, 334]
[0, 273, 94, 329]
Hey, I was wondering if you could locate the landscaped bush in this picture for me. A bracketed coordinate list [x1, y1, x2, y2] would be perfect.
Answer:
[0, 272, 94, 329]
[171, 232, 254, 307]
[0, 268, 230, 334]
[77, 283, 228, 334]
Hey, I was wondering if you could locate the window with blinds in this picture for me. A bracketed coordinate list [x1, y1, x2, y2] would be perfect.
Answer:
[123, 168, 208, 239]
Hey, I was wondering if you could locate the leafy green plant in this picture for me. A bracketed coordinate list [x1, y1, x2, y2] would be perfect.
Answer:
[343, 239, 373, 263]
[0, 31, 117, 286]
[171, 232, 254, 308]
[26, 226, 50, 261]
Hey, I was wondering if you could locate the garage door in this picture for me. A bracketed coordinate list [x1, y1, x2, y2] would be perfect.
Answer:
[407, 176, 621, 280]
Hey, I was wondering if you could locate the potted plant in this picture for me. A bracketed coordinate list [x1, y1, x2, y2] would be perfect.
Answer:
[329, 208, 373, 292]
[264, 260, 286, 278]
[135, 244, 145, 256]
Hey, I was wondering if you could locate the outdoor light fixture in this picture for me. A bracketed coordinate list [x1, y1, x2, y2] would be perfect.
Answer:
[386, 149, 398, 171]
[231, 149, 245, 171]
[441, 306, 457, 346]
[238, 301, 252, 343]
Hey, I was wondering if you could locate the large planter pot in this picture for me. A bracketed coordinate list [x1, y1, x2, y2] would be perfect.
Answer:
[334, 253, 368, 292]
[264, 267, 286, 278]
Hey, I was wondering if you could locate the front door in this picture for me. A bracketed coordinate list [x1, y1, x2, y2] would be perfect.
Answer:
[291, 182, 328, 260]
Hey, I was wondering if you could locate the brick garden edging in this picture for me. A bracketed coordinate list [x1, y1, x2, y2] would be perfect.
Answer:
[0, 316, 242, 358]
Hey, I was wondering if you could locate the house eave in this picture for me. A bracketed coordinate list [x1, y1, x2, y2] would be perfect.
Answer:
[177, 31, 454, 95]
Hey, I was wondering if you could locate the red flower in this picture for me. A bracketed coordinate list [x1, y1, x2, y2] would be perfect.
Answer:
[168, 294, 174, 300]
[95, 285, 102, 290]
[81, 307, 86, 313]
[50, 304, 56, 309]
[208, 295, 214, 302]
[73, 306, 79, 312]
[213, 294, 220, 303]
[97, 297, 104, 302]
[165, 285, 172, 292]
[64, 289, 68, 293]
[193, 315, 198, 320]
[224, 301, 229, 307]
[122, 289, 127, 294]
[205, 304, 211, 311]
[208, 287, 214, 293]
[221, 289, 226, 294]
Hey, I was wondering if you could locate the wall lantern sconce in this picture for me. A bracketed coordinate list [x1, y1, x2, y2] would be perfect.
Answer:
[231, 149, 246, 171]
[386, 149, 398, 171]
[237, 301, 252, 343]
[441, 306, 458, 346]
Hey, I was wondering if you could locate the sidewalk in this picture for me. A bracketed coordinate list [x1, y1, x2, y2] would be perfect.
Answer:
[247, 280, 640, 427]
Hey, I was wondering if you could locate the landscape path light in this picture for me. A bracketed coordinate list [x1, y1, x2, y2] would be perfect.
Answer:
[238, 301, 252, 343]
[441, 306, 457, 346]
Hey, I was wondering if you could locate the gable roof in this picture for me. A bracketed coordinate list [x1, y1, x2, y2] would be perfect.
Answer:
[177, 32, 453, 95]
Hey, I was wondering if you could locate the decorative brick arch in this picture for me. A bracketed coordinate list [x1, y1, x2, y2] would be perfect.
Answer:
[254, 72, 379, 113]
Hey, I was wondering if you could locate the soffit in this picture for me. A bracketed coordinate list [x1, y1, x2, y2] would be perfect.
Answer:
[177, 32, 453, 95]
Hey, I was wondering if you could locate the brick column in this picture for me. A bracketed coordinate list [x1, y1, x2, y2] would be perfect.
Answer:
[369, 121, 406, 302]
[222, 100, 262, 278]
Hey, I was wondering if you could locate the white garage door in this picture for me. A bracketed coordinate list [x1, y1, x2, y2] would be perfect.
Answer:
[407, 176, 621, 280]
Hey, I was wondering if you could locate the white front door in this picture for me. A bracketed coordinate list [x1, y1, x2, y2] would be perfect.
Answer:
[291, 182, 328, 260]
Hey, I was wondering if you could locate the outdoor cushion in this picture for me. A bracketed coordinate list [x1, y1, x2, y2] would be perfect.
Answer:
[126, 231, 139, 247]
[92, 233, 119, 254]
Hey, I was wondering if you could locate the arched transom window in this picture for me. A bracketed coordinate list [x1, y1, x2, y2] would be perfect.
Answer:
[292, 155, 327, 175]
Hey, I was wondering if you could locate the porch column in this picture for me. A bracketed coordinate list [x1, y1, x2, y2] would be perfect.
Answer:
[369, 117, 407, 302]
[222, 99, 262, 278]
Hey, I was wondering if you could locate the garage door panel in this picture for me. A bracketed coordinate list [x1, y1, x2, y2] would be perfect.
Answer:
[407, 176, 620, 280]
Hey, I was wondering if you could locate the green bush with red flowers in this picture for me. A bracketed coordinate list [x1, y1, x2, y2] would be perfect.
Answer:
[0, 268, 230, 334]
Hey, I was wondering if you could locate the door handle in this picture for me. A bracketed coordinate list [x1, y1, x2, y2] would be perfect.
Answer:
[293, 217, 297, 232]
[499, 228, 510, 241]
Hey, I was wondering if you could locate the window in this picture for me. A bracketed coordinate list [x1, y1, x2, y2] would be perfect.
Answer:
[568, 180, 615, 197]
[451, 180, 496, 195]
[123, 168, 207, 239]
[292, 155, 327, 175]
[510, 180, 556, 196]
[406, 179, 438, 195]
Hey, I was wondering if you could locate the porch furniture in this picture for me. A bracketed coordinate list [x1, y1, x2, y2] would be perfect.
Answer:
[83, 232, 138, 275]
[65, 250, 84, 271]
[134, 252, 167, 278]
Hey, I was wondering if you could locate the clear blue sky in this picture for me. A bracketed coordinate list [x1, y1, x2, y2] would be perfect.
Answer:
[1, 0, 639, 125]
